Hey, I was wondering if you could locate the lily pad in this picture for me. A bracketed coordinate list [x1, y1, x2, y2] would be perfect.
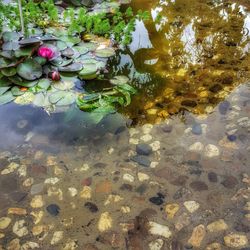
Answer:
[95, 48, 115, 58]
[53, 80, 75, 90]
[0, 91, 15, 105]
[59, 35, 81, 47]
[37, 79, 51, 91]
[1, 67, 16, 77]
[58, 62, 83, 72]
[15, 46, 35, 57]
[34, 56, 47, 65]
[11, 86, 25, 96]
[33, 93, 50, 107]
[8, 76, 38, 87]
[110, 75, 129, 85]
[2, 32, 21, 42]
[56, 41, 68, 51]
[0, 77, 11, 87]
[0, 51, 14, 59]
[14, 92, 35, 105]
[17, 59, 42, 80]
[19, 37, 41, 46]
[79, 63, 97, 77]
[51, 57, 73, 67]
[49, 91, 76, 106]
[73, 46, 89, 55]
[2, 42, 20, 51]
[0, 86, 10, 95]
[62, 47, 75, 58]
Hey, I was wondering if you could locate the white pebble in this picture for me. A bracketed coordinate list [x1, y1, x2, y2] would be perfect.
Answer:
[204, 144, 220, 157]
[189, 142, 204, 152]
[123, 173, 134, 183]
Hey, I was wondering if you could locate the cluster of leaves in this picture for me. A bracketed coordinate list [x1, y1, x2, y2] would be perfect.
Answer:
[0, 1, 149, 45]
[77, 76, 136, 123]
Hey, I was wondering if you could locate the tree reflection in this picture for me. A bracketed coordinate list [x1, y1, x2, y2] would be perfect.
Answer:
[111, 0, 250, 124]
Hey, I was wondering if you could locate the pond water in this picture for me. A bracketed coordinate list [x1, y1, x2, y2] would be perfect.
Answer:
[0, 0, 250, 249]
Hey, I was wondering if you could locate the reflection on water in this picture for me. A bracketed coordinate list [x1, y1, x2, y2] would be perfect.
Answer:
[110, 0, 250, 124]
[0, 1, 250, 249]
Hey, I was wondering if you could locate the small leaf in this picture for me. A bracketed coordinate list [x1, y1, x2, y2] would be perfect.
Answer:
[0, 86, 10, 95]
[1, 67, 16, 77]
[17, 59, 42, 80]
[0, 91, 15, 105]
[49, 91, 76, 106]
[95, 48, 115, 58]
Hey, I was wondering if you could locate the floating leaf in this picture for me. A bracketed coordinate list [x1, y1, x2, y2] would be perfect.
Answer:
[89, 105, 116, 124]
[34, 56, 47, 65]
[17, 59, 42, 80]
[0, 86, 10, 95]
[53, 79, 74, 90]
[19, 37, 41, 46]
[56, 41, 67, 51]
[8, 75, 38, 87]
[2, 32, 21, 42]
[0, 91, 15, 105]
[116, 83, 136, 94]
[0, 51, 14, 59]
[58, 62, 83, 72]
[73, 46, 89, 55]
[1, 67, 16, 77]
[33, 93, 50, 107]
[0, 77, 11, 87]
[51, 57, 73, 67]
[15, 46, 35, 57]
[95, 48, 115, 58]
[59, 36, 81, 47]
[62, 47, 75, 58]
[2, 42, 20, 51]
[49, 91, 76, 106]
[11, 86, 24, 96]
[110, 75, 129, 85]
[14, 92, 35, 105]
[79, 63, 97, 80]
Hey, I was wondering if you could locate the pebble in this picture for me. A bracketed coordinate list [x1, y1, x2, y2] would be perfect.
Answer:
[184, 201, 200, 213]
[188, 224, 206, 247]
[17, 165, 27, 177]
[47, 186, 63, 200]
[80, 186, 92, 199]
[23, 177, 34, 187]
[138, 172, 150, 182]
[84, 202, 98, 213]
[129, 128, 139, 137]
[121, 206, 131, 213]
[207, 219, 228, 232]
[129, 138, 139, 145]
[148, 221, 172, 239]
[140, 134, 153, 142]
[13, 220, 28, 237]
[224, 233, 248, 248]
[0, 217, 11, 229]
[123, 173, 135, 182]
[208, 172, 218, 183]
[150, 141, 161, 151]
[104, 194, 123, 205]
[8, 208, 27, 215]
[205, 242, 221, 250]
[190, 181, 208, 191]
[68, 187, 78, 197]
[204, 144, 220, 157]
[51, 231, 64, 245]
[30, 195, 44, 208]
[62, 240, 78, 250]
[219, 101, 230, 115]
[46, 204, 60, 216]
[32, 225, 48, 236]
[149, 239, 164, 250]
[131, 155, 151, 167]
[149, 196, 164, 205]
[175, 213, 191, 231]
[189, 142, 204, 152]
[30, 211, 44, 224]
[0, 233, 4, 239]
[192, 124, 202, 135]
[136, 143, 152, 155]
[98, 212, 113, 232]
[21, 241, 39, 250]
[1, 162, 19, 175]
[44, 177, 60, 185]
[30, 183, 44, 195]
[221, 175, 238, 189]
[165, 203, 180, 219]
[7, 238, 20, 250]
[142, 124, 153, 134]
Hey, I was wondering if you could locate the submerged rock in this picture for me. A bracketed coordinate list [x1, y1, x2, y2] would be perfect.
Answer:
[148, 221, 172, 239]
[188, 224, 206, 248]
[207, 219, 228, 232]
[149, 239, 164, 250]
[165, 203, 179, 219]
[98, 212, 112, 232]
[224, 233, 248, 248]
[184, 201, 200, 213]
[136, 143, 152, 156]
[12, 220, 28, 237]
[0, 217, 11, 229]
[51, 231, 64, 245]
[130, 155, 151, 167]
[46, 204, 60, 216]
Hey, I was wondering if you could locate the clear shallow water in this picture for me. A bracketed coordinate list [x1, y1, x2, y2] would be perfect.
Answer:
[0, 0, 250, 249]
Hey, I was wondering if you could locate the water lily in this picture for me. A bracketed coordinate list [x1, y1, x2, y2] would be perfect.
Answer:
[38, 46, 55, 60]
[50, 71, 60, 81]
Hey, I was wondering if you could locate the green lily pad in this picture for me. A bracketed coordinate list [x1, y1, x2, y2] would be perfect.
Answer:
[110, 75, 129, 85]
[11, 86, 24, 96]
[15, 46, 35, 57]
[2, 32, 21, 42]
[0, 51, 14, 59]
[51, 57, 73, 67]
[8, 76, 38, 87]
[49, 91, 76, 106]
[33, 93, 50, 107]
[73, 46, 89, 55]
[14, 92, 35, 105]
[62, 47, 75, 58]
[0, 86, 10, 95]
[58, 62, 83, 72]
[2, 42, 20, 51]
[59, 35, 81, 47]
[0, 77, 11, 87]
[19, 37, 41, 46]
[56, 41, 68, 51]
[17, 59, 42, 80]
[34, 56, 47, 65]
[79, 63, 97, 77]
[79, 42, 98, 51]
[0, 91, 15, 105]
[95, 48, 115, 58]
[53, 80, 74, 90]
[1, 67, 16, 77]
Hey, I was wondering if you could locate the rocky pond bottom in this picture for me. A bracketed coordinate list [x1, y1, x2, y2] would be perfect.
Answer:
[0, 82, 250, 249]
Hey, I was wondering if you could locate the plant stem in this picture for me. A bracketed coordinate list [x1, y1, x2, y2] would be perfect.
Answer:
[17, 0, 25, 34]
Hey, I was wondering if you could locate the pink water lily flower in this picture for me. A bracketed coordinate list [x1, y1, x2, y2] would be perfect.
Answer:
[38, 46, 55, 60]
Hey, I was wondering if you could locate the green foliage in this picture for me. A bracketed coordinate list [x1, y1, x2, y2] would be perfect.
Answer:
[0, 1, 149, 45]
